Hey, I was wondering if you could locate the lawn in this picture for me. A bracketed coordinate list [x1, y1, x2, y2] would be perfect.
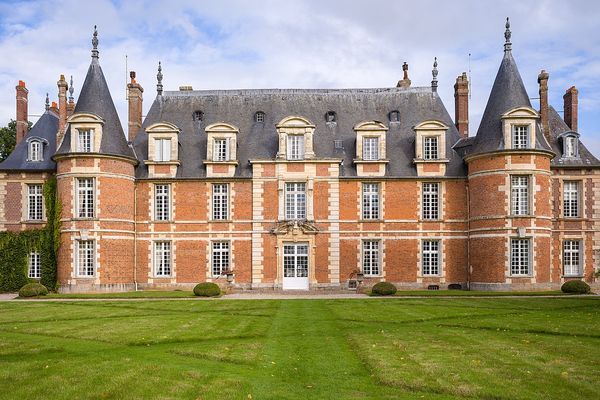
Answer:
[0, 297, 598, 399]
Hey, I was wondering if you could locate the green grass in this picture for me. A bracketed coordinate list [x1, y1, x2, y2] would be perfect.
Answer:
[0, 297, 599, 399]
[389, 290, 567, 297]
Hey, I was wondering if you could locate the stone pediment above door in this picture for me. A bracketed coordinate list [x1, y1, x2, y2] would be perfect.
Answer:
[270, 220, 319, 236]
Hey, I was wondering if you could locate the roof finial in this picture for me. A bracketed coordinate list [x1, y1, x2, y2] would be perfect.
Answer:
[45, 93, 50, 110]
[92, 25, 99, 59]
[69, 75, 74, 101]
[431, 57, 439, 92]
[504, 17, 512, 53]
[402, 62, 409, 80]
[157, 61, 163, 95]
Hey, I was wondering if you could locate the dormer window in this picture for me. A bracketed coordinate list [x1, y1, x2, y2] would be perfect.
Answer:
[389, 110, 400, 123]
[255, 111, 265, 123]
[193, 110, 204, 122]
[77, 129, 93, 152]
[203, 123, 239, 177]
[564, 135, 578, 158]
[512, 125, 529, 149]
[423, 136, 439, 160]
[213, 138, 229, 161]
[154, 138, 172, 161]
[28, 140, 42, 161]
[287, 135, 305, 160]
[325, 111, 337, 123]
[363, 137, 379, 160]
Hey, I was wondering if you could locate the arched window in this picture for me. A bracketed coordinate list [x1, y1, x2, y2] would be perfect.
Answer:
[193, 110, 204, 122]
[28, 140, 42, 161]
[255, 111, 265, 123]
[325, 111, 337, 123]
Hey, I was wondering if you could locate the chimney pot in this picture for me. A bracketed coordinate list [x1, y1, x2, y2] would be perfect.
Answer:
[454, 72, 469, 138]
[538, 70, 550, 140]
[15, 81, 29, 145]
[563, 86, 578, 132]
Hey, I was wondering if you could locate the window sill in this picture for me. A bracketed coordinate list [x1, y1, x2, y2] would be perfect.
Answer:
[144, 160, 181, 166]
[22, 220, 45, 224]
[72, 218, 98, 221]
[562, 217, 583, 221]
[359, 219, 383, 223]
[210, 219, 232, 223]
[353, 159, 390, 164]
[420, 274, 442, 278]
[153, 220, 174, 223]
[509, 215, 533, 218]
[509, 275, 533, 278]
[413, 158, 450, 164]
[420, 219, 442, 223]
[203, 160, 239, 166]
[562, 275, 584, 279]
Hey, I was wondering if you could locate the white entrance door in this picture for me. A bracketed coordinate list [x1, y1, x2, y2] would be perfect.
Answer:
[282, 243, 309, 290]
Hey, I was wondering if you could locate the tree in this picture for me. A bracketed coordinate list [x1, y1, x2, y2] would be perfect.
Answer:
[0, 119, 32, 162]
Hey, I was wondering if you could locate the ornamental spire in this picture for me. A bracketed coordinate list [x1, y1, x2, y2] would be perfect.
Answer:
[45, 93, 49, 110]
[431, 57, 439, 92]
[504, 17, 512, 53]
[157, 61, 163, 95]
[69, 75, 74, 101]
[91, 25, 99, 59]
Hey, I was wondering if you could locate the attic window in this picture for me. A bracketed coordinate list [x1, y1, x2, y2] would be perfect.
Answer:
[28, 140, 42, 162]
[563, 135, 579, 158]
[325, 111, 337, 123]
[334, 140, 343, 149]
[389, 110, 400, 122]
[193, 110, 204, 122]
[255, 111, 265, 123]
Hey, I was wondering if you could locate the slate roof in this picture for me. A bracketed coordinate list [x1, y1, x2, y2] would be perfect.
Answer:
[547, 106, 600, 167]
[133, 87, 467, 179]
[468, 50, 552, 155]
[0, 110, 58, 171]
[55, 55, 135, 160]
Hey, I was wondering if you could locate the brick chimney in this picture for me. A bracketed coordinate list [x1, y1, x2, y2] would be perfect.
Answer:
[57, 74, 68, 144]
[454, 72, 469, 138]
[15, 80, 28, 145]
[396, 62, 411, 88]
[563, 86, 578, 132]
[537, 70, 550, 140]
[127, 71, 143, 141]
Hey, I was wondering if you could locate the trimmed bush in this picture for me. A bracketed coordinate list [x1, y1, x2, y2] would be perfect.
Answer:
[561, 280, 591, 294]
[193, 282, 221, 297]
[18, 282, 49, 298]
[371, 281, 397, 296]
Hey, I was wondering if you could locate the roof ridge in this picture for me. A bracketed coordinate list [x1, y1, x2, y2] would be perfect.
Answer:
[162, 87, 434, 96]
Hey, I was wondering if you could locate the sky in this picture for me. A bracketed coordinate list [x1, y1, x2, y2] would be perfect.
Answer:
[0, 0, 600, 155]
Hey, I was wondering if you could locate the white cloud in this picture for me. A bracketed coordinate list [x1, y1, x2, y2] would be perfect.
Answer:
[0, 0, 599, 155]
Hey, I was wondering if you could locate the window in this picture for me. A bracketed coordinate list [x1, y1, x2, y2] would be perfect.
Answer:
[511, 176, 529, 216]
[154, 241, 172, 277]
[423, 136, 439, 160]
[77, 129, 93, 152]
[563, 240, 582, 276]
[422, 182, 439, 220]
[28, 251, 41, 279]
[362, 183, 380, 220]
[325, 111, 336, 123]
[212, 183, 229, 220]
[563, 181, 580, 218]
[510, 238, 530, 275]
[193, 110, 204, 121]
[512, 125, 529, 149]
[564, 136, 578, 158]
[287, 135, 305, 160]
[363, 137, 379, 160]
[27, 184, 43, 221]
[154, 184, 171, 221]
[28, 140, 42, 161]
[389, 110, 400, 122]
[212, 241, 230, 276]
[154, 138, 171, 162]
[255, 111, 265, 123]
[77, 240, 95, 277]
[334, 139, 343, 149]
[76, 178, 95, 218]
[362, 240, 380, 276]
[285, 182, 306, 220]
[422, 240, 440, 276]
[213, 139, 229, 161]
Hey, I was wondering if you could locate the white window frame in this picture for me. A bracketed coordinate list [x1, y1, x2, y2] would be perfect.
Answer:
[422, 182, 440, 220]
[77, 240, 95, 277]
[154, 184, 171, 221]
[363, 137, 379, 161]
[213, 138, 229, 161]
[77, 129, 93, 152]
[422, 240, 440, 276]
[212, 183, 229, 220]
[27, 183, 43, 221]
[510, 238, 531, 276]
[564, 136, 578, 158]
[211, 241, 230, 277]
[511, 125, 529, 149]
[28, 140, 42, 161]
[285, 182, 306, 220]
[287, 135, 305, 160]
[423, 136, 439, 160]
[362, 240, 381, 276]
[154, 138, 171, 162]
[563, 181, 580, 218]
[511, 175, 529, 216]
[563, 240, 582, 277]
[362, 182, 380, 220]
[154, 241, 172, 277]
[28, 251, 41, 279]
[76, 178, 95, 219]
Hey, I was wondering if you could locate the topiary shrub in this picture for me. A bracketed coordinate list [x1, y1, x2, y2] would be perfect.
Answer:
[18, 282, 49, 298]
[561, 280, 591, 294]
[193, 282, 221, 297]
[371, 281, 397, 296]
